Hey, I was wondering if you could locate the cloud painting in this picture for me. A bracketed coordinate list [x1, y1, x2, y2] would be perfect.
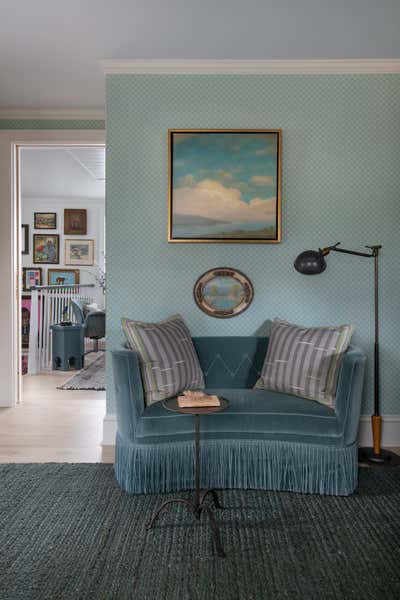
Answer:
[169, 131, 281, 242]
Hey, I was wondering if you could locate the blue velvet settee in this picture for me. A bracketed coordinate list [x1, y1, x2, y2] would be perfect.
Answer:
[111, 336, 366, 496]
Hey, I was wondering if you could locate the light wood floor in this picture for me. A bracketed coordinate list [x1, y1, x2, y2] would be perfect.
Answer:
[0, 362, 114, 463]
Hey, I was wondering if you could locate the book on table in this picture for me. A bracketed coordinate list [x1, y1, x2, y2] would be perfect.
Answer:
[177, 390, 221, 408]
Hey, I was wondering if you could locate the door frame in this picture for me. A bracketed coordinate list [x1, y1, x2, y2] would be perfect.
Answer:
[0, 130, 105, 408]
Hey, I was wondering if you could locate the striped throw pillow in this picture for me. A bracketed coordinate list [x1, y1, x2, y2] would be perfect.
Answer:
[255, 319, 355, 407]
[121, 314, 205, 406]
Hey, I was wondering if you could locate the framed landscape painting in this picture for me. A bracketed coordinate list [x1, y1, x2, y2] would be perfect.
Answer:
[48, 269, 80, 286]
[168, 129, 281, 243]
[65, 239, 94, 266]
[34, 212, 57, 229]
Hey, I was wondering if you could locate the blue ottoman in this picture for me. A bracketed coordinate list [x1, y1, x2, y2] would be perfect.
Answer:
[51, 324, 84, 371]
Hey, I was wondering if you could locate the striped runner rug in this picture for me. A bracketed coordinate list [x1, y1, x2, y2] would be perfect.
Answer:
[58, 353, 106, 390]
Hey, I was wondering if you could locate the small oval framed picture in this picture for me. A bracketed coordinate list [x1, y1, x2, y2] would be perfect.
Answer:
[193, 267, 254, 318]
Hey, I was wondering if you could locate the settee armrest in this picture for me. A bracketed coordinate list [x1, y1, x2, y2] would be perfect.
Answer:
[111, 350, 145, 440]
[335, 345, 367, 446]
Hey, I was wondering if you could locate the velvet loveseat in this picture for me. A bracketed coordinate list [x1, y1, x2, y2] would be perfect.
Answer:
[111, 336, 366, 496]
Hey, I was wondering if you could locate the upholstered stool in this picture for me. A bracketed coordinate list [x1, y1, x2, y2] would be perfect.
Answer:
[51, 324, 84, 371]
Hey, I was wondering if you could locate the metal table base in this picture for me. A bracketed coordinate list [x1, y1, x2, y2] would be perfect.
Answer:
[146, 413, 226, 558]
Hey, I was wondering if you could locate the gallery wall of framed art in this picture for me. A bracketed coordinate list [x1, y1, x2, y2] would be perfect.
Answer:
[20, 199, 104, 301]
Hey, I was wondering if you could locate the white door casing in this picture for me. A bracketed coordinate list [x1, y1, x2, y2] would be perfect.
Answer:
[0, 130, 105, 407]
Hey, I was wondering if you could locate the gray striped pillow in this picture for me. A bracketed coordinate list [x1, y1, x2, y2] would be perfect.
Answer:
[121, 314, 205, 406]
[255, 319, 355, 407]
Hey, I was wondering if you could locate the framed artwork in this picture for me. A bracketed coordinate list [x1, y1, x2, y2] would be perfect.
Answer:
[168, 129, 281, 244]
[22, 267, 42, 291]
[33, 234, 60, 264]
[64, 209, 87, 235]
[193, 267, 254, 318]
[21, 296, 31, 349]
[34, 212, 57, 229]
[64, 239, 94, 265]
[21, 353, 29, 375]
[48, 269, 80, 286]
[21, 224, 29, 254]
[21, 295, 43, 349]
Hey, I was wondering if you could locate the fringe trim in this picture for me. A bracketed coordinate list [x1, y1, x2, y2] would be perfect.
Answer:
[115, 433, 358, 496]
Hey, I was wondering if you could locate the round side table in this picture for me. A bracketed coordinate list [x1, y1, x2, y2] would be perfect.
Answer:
[146, 396, 229, 558]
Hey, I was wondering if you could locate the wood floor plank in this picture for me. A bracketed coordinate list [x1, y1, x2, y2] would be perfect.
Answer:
[0, 360, 114, 463]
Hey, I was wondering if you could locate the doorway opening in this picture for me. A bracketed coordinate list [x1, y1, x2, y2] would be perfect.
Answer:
[10, 143, 109, 462]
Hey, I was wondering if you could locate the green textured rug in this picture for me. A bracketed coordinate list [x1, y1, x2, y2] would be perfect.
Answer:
[0, 465, 399, 600]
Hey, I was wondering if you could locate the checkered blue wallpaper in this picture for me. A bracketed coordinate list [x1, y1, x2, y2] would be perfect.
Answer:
[106, 74, 400, 416]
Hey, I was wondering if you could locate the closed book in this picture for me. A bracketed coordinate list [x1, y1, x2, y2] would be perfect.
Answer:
[177, 394, 220, 408]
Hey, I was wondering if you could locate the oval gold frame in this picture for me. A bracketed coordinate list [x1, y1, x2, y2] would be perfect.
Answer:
[193, 267, 254, 319]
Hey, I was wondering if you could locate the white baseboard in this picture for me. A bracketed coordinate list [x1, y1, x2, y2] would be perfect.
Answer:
[358, 415, 400, 447]
[102, 414, 400, 447]
[102, 415, 117, 446]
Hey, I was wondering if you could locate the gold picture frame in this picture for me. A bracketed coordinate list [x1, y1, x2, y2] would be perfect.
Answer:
[47, 269, 80, 286]
[64, 209, 87, 235]
[168, 129, 282, 244]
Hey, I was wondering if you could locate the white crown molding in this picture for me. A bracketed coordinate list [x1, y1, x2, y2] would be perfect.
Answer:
[99, 58, 400, 75]
[0, 108, 105, 120]
[102, 414, 400, 447]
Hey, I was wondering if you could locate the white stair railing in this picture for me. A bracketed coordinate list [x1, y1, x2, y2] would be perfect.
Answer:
[28, 284, 96, 374]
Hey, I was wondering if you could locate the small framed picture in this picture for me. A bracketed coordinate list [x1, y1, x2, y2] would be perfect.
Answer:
[193, 267, 254, 318]
[22, 267, 42, 291]
[64, 209, 87, 235]
[21, 224, 29, 254]
[48, 269, 80, 286]
[33, 234, 60, 264]
[34, 212, 57, 229]
[65, 239, 94, 266]
[21, 296, 32, 349]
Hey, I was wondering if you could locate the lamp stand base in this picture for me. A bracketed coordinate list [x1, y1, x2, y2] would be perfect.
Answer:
[358, 447, 400, 467]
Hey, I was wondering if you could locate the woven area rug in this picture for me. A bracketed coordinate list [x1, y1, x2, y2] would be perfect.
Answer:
[0, 464, 399, 600]
[58, 353, 106, 390]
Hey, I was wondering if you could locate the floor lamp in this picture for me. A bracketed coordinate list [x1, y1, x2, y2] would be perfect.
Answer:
[294, 242, 399, 466]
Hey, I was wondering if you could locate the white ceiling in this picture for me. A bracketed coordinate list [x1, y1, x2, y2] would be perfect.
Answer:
[21, 147, 105, 201]
[0, 0, 399, 110]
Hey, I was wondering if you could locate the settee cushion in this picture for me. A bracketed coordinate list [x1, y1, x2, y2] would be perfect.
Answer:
[135, 388, 341, 446]
[121, 314, 204, 406]
[255, 320, 355, 407]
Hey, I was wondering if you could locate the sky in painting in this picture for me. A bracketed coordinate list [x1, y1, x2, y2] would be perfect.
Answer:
[171, 132, 278, 237]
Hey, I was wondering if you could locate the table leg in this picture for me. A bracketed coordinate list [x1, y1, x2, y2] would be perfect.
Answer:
[194, 414, 200, 513]
[146, 498, 195, 530]
[199, 505, 226, 558]
[200, 488, 223, 509]
[146, 411, 226, 558]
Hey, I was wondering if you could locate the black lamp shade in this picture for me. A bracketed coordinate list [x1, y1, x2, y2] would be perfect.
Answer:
[294, 250, 327, 275]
